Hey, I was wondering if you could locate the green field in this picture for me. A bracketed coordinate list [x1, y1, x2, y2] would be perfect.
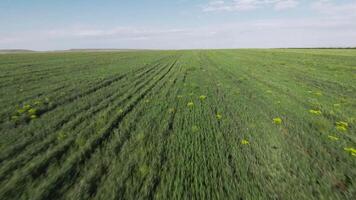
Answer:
[0, 49, 355, 199]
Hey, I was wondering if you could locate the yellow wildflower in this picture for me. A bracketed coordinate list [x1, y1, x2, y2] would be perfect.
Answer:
[187, 102, 194, 107]
[57, 132, 67, 141]
[336, 121, 348, 127]
[336, 126, 347, 132]
[192, 125, 199, 132]
[336, 121, 348, 132]
[199, 95, 207, 100]
[216, 114, 222, 120]
[241, 139, 249, 145]
[23, 104, 31, 110]
[309, 109, 322, 115]
[17, 108, 26, 114]
[28, 108, 37, 115]
[139, 164, 150, 176]
[315, 92, 323, 96]
[328, 135, 339, 141]
[273, 117, 282, 125]
[344, 147, 356, 156]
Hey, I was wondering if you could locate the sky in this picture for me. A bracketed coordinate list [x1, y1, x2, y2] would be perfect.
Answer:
[0, 0, 355, 50]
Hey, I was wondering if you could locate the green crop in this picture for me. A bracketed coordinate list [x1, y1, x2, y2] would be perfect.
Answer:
[0, 49, 355, 199]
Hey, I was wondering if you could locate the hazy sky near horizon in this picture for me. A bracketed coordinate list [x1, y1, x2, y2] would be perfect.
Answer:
[0, 0, 355, 50]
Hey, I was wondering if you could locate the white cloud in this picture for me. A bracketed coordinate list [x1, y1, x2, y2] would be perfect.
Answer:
[274, 0, 299, 10]
[203, 0, 299, 12]
[311, 0, 356, 19]
[1, 15, 355, 50]
[1, 0, 355, 50]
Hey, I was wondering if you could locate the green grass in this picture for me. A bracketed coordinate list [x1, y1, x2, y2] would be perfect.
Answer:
[0, 49, 355, 199]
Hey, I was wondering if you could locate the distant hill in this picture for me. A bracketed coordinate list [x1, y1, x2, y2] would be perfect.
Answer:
[0, 49, 151, 54]
[62, 49, 151, 52]
[0, 49, 36, 54]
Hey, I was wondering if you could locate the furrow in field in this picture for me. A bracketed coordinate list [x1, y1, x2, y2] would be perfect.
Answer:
[0, 57, 179, 199]
[145, 83, 181, 199]
[25, 56, 179, 200]
[0, 57, 124, 89]
[0, 54, 171, 160]
[0, 54, 124, 79]
[0, 52, 170, 128]
[0, 73, 125, 123]
[0, 53, 135, 77]
[0, 54, 166, 121]
[66, 73, 180, 200]
[91, 58, 182, 200]
[0, 55, 173, 169]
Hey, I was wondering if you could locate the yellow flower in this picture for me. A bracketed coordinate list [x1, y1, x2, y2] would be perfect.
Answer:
[315, 92, 323, 96]
[28, 108, 37, 115]
[216, 114, 222, 120]
[23, 104, 31, 110]
[336, 125, 347, 132]
[187, 102, 194, 107]
[192, 125, 199, 132]
[309, 109, 322, 115]
[139, 164, 150, 176]
[327, 135, 339, 141]
[273, 117, 282, 125]
[57, 132, 67, 141]
[199, 95, 207, 100]
[17, 108, 26, 114]
[336, 121, 348, 127]
[336, 121, 348, 132]
[344, 147, 356, 156]
[241, 139, 249, 145]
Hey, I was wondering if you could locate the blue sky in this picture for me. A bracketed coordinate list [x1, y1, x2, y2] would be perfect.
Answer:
[0, 0, 355, 50]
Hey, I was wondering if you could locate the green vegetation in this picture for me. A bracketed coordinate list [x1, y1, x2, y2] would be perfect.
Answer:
[0, 49, 355, 199]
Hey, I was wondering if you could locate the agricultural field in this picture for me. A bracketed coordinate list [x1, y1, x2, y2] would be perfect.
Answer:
[0, 49, 355, 199]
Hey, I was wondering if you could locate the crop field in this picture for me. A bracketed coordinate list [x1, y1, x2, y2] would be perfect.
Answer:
[0, 49, 355, 199]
